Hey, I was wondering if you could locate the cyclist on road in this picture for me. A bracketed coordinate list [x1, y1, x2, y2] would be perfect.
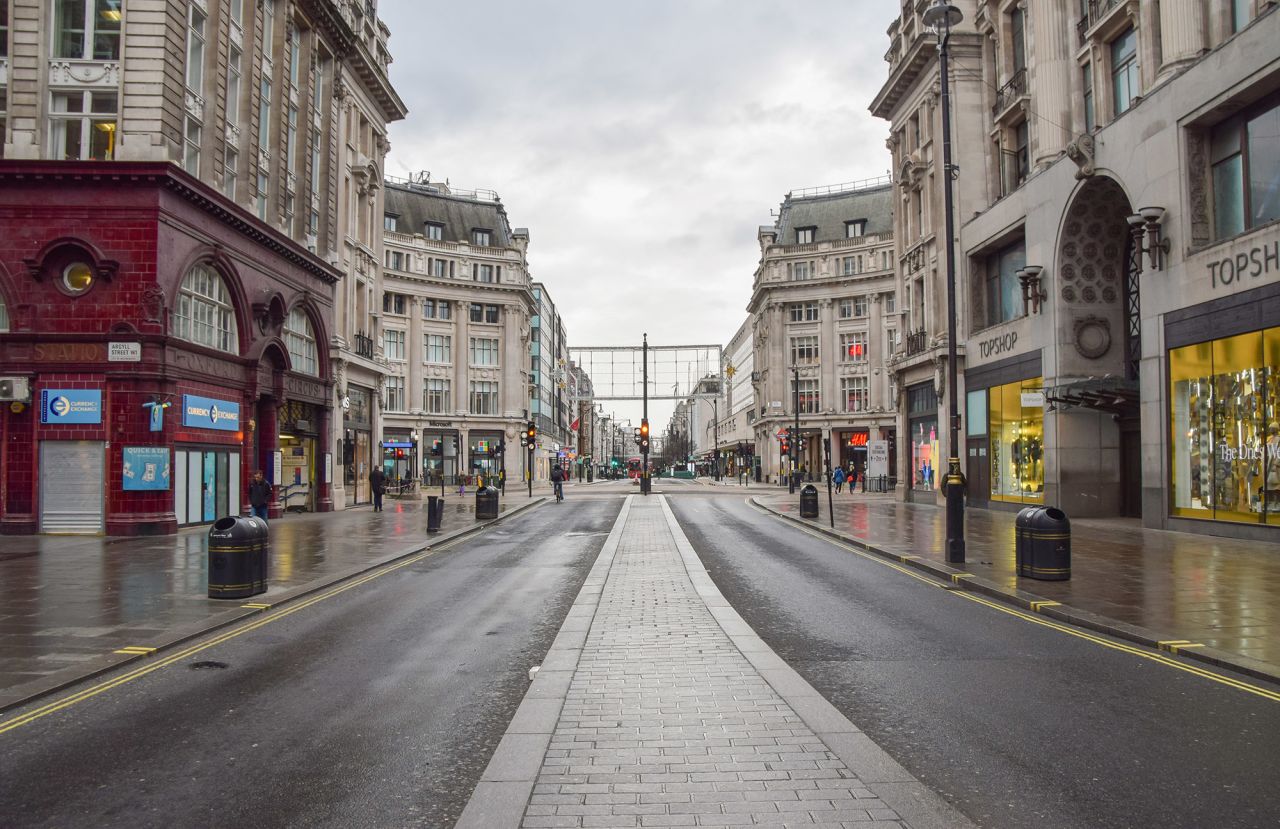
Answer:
[550, 464, 565, 501]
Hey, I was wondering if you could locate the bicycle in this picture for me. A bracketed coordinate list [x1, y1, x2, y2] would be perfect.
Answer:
[553, 481, 564, 502]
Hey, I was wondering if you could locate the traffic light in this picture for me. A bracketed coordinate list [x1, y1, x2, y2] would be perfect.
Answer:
[639, 420, 650, 451]
[779, 429, 791, 456]
[633, 427, 642, 447]
[526, 421, 537, 445]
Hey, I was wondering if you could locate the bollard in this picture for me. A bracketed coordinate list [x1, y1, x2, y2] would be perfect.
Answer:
[427, 495, 443, 533]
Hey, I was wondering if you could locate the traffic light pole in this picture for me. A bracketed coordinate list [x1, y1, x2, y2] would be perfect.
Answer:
[641, 333, 651, 495]
[791, 365, 800, 494]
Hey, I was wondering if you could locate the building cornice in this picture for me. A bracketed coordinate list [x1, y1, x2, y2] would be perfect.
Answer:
[0, 161, 344, 285]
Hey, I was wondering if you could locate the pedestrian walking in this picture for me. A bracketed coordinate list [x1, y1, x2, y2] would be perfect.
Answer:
[369, 466, 386, 512]
[833, 466, 846, 494]
[847, 466, 857, 495]
[550, 464, 565, 502]
[247, 470, 271, 521]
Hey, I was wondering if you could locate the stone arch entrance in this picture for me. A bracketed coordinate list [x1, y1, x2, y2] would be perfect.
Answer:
[1054, 175, 1143, 517]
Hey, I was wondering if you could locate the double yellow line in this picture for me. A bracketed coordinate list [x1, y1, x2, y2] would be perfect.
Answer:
[751, 500, 1280, 703]
[1, 537, 463, 736]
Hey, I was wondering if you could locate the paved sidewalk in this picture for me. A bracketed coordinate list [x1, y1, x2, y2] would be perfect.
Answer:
[458, 495, 968, 829]
[755, 492, 1280, 681]
[0, 487, 547, 709]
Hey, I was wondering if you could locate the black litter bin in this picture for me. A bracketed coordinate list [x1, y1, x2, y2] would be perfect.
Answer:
[426, 495, 443, 533]
[1025, 507, 1070, 580]
[799, 484, 819, 518]
[475, 486, 500, 520]
[246, 515, 269, 594]
[208, 516, 266, 599]
[1014, 506, 1043, 577]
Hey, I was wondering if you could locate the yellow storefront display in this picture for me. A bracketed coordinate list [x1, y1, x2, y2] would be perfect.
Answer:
[1169, 328, 1280, 525]
[988, 377, 1045, 504]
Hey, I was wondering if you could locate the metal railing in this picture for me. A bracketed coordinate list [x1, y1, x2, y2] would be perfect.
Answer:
[904, 328, 930, 357]
[992, 68, 1027, 118]
[354, 331, 375, 360]
[787, 174, 893, 200]
[1077, 0, 1122, 44]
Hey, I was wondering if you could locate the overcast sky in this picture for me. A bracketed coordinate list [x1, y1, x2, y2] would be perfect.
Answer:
[379, 0, 898, 430]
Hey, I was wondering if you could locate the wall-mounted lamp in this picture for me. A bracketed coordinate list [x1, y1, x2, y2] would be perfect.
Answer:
[1017, 265, 1047, 315]
[1127, 206, 1169, 271]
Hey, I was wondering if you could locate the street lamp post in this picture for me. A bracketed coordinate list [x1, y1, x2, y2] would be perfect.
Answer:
[712, 396, 720, 482]
[924, 0, 966, 564]
[791, 365, 800, 494]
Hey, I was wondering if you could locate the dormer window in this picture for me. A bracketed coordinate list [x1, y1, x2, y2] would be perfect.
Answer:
[425, 222, 444, 240]
[472, 228, 492, 247]
[845, 220, 867, 239]
[383, 213, 398, 232]
[796, 226, 816, 244]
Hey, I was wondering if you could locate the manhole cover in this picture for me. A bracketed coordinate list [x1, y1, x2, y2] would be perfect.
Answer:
[189, 660, 229, 670]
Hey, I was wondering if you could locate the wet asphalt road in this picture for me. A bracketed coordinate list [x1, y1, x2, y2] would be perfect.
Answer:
[0, 496, 622, 829]
[669, 492, 1280, 829]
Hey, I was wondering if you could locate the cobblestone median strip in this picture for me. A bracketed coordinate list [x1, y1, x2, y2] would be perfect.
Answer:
[458, 495, 971, 829]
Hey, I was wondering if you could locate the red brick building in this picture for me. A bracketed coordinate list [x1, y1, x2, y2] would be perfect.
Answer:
[0, 161, 339, 535]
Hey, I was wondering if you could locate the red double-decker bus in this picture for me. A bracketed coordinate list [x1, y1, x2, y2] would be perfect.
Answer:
[626, 457, 644, 479]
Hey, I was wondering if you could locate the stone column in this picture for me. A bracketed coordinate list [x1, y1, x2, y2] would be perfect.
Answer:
[454, 299, 469, 417]
[1030, 0, 1072, 165]
[316, 404, 334, 512]
[502, 305, 522, 417]
[1158, 0, 1207, 76]
[869, 294, 886, 410]
[819, 298, 836, 412]
[257, 397, 282, 518]
[408, 297, 424, 414]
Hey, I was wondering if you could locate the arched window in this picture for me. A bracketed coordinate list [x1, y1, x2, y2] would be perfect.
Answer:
[284, 307, 318, 375]
[173, 264, 239, 353]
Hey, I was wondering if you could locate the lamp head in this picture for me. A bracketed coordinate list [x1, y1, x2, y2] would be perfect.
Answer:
[923, 1, 964, 29]
[1139, 205, 1166, 223]
[1126, 213, 1146, 228]
[1022, 265, 1044, 279]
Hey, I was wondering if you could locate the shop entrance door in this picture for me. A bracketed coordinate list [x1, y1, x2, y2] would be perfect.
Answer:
[966, 437, 989, 506]
[174, 448, 240, 526]
[355, 431, 370, 504]
[40, 441, 104, 534]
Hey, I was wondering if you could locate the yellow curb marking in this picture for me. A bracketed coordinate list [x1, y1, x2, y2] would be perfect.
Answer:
[113, 647, 157, 655]
[2, 533, 473, 737]
[950, 573, 975, 583]
[241, 603, 272, 609]
[1029, 601, 1061, 611]
[751, 498, 1280, 704]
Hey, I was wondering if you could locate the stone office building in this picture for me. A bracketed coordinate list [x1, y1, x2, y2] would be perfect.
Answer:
[951, 0, 1280, 540]
[379, 176, 535, 488]
[0, 0, 403, 533]
[748, 180, 899, 484]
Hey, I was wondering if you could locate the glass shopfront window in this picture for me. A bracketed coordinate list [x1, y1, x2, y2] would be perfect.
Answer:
[1170, 329, 1279, 524]
[422, 432, 459, 487]
[986, 377, 1044, 503]
[907, 383, 938, 491]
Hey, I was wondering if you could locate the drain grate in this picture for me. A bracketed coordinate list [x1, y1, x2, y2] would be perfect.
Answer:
[189, 660, 229, 670]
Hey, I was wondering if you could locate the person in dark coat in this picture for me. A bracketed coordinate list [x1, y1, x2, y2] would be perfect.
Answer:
[370, 466, 386, 512]
[248, 470, 271, 521]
